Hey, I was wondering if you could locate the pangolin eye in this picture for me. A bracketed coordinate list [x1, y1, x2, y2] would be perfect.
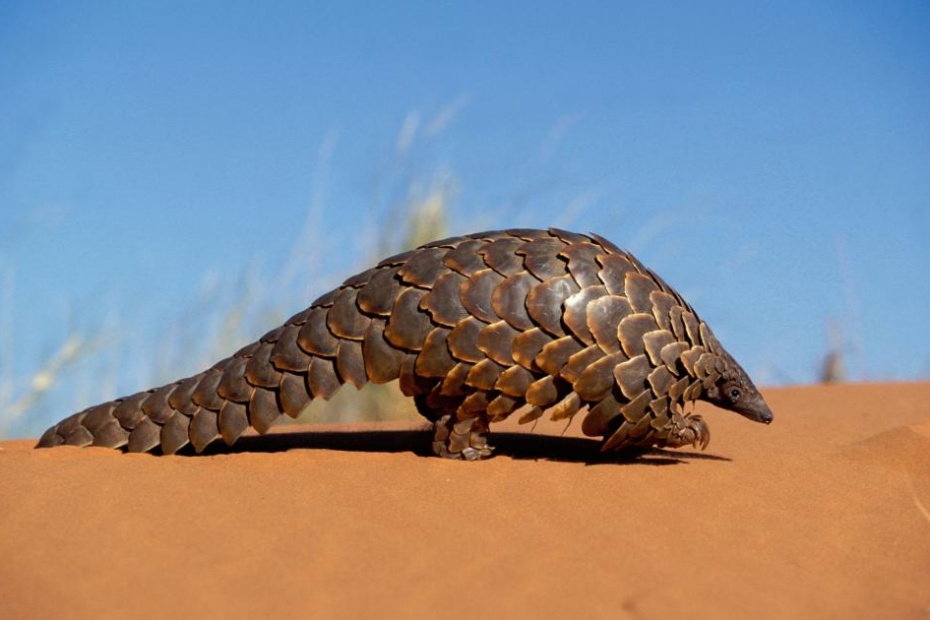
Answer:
[729, 387, 741, 402]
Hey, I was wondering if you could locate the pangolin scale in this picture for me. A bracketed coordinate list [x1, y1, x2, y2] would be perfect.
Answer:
[36, 228, 773, 459]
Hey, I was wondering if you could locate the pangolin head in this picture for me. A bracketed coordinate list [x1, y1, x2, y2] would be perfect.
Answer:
[702, 349, 773, 424]
[693, 323, 773, 424]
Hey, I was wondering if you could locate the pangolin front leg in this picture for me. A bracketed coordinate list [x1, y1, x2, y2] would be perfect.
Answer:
[36, 228, 773, 458]
[653, 412, 711, 450]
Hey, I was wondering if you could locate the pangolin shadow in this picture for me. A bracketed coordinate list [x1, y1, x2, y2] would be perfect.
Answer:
[189, 428, 731, 465]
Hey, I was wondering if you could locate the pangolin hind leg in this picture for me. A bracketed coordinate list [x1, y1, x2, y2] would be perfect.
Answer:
[432, 413, 494, 461]
[415, 394, 494, 460]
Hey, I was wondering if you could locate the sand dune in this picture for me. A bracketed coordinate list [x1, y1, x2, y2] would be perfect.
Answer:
[1, 382, 928, 619]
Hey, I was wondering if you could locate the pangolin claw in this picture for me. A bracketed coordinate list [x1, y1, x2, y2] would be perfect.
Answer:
[664, 413, 711, 450]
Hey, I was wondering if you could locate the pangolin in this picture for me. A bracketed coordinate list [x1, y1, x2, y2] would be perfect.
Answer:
[36, 228, 772, 460]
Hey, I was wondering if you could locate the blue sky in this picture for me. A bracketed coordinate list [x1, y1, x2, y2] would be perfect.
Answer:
[2, 1, 928, 436]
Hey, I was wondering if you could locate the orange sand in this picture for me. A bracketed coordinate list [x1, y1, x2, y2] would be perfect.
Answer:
[1, 382, 928, 619]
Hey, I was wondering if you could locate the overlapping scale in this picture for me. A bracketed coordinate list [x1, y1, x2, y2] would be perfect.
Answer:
[643, 330, 677, 367]
[618, 314, 660, 358]
[548, 228, 590, 244]
[168, 376, 200, 416]
[397, 247, 447, 288]
[649, 291, 678, 331]
[297, 307, 339, 357]
[526, 375, 558, 407]
[92, 418, 130, 450]
[216, 357, 252, 403]
[465, 359, 505, 391]
[384, 288, 432, 351]
[491, 271, 537, 331]
[335, 339, 367, 388]
[581, 393, 621, 437]
[526, 275, 578, 336]
[356, 267, 401, 316]
[518, 406, 544, 424]
[245, 342, 282, 388]
[517, 238, 568, 281]
[596, 254, 638, 295]
[487, 394, 520, 421]
[586, 295, 633, 353]
[547, 391, 581, 422]
[248, 387, 282, 434]
[476, 321, 519, 366]
[460, 269, 504, 323]
[613, 354, 652, 400]
[535, 335, 584, 377]
[443, 239, 487, 275]
[512, 327, 552, 371]
[682, 311, 702, 345]
[447, 316, 485, 363]
[420, 272, 468, 326]
[575, 351, 625, 402]
[479, 237, 524, 276]
[620, 390, 652, 424]
[624, 272, 659, 313]
[560, 242, 605, 288]
[415, 328, 457, 378]
[113, 393, 150, 429]
[439, 362, 472, 397]
[560, 345, 606, 383]
[362, 320, 404, 384]
[494, 365, 534, 397]
[562, 285, 607, 344]
[159, 412, 189, 454]
[191, 371, 224, 412]
[140, 384, 176, 424]
[189, 409, 219, 453]
[278, 372, 311, 417]
[128, 417, 162, 453]
[218, 400, 250, 445]
[327, 288, 370, 340]
[307, 357, 341, 400]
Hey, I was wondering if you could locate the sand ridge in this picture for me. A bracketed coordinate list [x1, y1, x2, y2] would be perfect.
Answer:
[1, 382, 929, 619]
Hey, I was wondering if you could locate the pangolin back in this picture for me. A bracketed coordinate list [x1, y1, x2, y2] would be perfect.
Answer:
[36, 228, 772, 459]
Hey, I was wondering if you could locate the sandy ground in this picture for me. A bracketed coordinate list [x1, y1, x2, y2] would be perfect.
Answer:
[1, 381, 929, 619]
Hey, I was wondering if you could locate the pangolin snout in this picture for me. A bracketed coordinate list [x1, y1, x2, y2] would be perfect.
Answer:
[753, 401, 774, 424]
[734, 396, 774, 425]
